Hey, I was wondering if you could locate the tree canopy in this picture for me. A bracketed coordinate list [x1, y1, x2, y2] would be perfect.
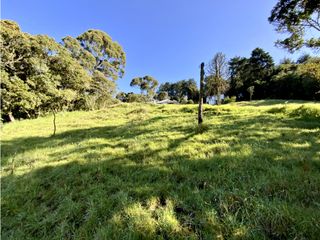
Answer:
[130, 76, 159, 99]
[0, 20, 126, 121]
[62, 30, 126, 107]
[158, 79, 199, 103]
[1, 18, 320, 121]
[205, 52, 229, 104]
[228, 48, 274, 100]
[269, 0, 320, 52]
[227, 47, 320, 101]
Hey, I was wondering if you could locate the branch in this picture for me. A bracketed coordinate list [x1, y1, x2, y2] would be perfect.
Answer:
[305, 18, 320, 32]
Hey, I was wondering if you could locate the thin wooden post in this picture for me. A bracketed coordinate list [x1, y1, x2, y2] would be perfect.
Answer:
[52, 109, 56, 136]
[198, 62, 205, 125]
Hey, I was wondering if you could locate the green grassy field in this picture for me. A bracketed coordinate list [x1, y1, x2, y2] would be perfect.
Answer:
[2, 100, 320, 239]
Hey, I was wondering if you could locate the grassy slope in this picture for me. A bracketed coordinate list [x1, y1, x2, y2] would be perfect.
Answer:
[2, 100, 320, 239]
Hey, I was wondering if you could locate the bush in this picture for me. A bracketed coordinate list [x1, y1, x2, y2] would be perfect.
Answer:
[157, 92, 169, 101]
[127, 94, 148, 103]
[180, 99, 188, 104]
[187, 100, 194, 104]
[83, 94, 118, 110]
[224, 96, 236, 104]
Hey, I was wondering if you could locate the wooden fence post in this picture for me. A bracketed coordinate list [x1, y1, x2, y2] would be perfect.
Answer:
[198, 62, 205, 125]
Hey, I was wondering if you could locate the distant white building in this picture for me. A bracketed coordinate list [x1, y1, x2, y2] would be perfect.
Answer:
[156, 99, 179, 104]
[206, 94, 225, 105]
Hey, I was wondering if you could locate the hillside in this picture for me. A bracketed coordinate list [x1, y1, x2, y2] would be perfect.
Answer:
[2, 100, 320, 239]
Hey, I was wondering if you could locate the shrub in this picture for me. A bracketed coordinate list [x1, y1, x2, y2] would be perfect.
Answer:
[180, 99, 188, 104]
[83, 94, 118, 110]
[187, 100, 194, 104]
[127, 94, 148, 103]
[157, 92, 169, 101]
[224, 96, 236, 104]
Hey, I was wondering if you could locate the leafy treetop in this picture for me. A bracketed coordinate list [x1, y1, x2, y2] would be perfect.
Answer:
[269, 0, 320, 52]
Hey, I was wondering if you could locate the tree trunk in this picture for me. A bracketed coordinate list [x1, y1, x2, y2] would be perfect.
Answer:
[8, 112, 15, 122]
[52, 109, 56, 136]
[217, 90, 221, 105]
[198, 62, 205, 125]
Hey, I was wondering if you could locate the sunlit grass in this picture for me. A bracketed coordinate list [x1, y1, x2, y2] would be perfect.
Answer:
[2, 100, 320, 239]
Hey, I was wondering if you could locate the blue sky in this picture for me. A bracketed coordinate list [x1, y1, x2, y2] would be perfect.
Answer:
[1, 0, 313, 93]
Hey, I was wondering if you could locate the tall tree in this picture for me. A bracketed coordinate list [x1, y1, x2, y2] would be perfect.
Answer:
[228, 57, 249, 99]
[269, 0, 320, 52]
[157, 82, 175, 98]
[130, 76, 158, 99]
[228, 48, 274, 100]
[247, 48, 274, 99]
[62, 30, 126, 106]
[180, 79, 199, 101]
[0, 20, 91, 121]
[206, 52, 229, 104]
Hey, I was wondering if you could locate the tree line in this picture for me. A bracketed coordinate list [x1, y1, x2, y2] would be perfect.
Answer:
[116, 49, 319, 104]
[117, 0, 320, 104]
[1, 0, 319, 121]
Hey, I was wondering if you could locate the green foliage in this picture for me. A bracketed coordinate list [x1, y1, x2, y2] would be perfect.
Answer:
[127, 93, 149, 103]
[156, 91, 169, 101]
[228, 57, 247, 97]
[0, 20, 126, 121]
[2, 100, 320, 239]
[62, 30, 126, 108]
[223, 96, 237, 104]
[0, 20, 93, 121]
[179, 98, 188, 104]
[63, 30, 126, 81]
[205, 52, 229, 105]
[158, 79, 199, 102]
[116, 91, 128, 102]
[270, 57, 320, 100]
[116, 92, 148, 103]
[228, 48, 276, 100]
[130, 76, 158, 99]
[296, 53, 311, 64]
[269, 0, 320, 52]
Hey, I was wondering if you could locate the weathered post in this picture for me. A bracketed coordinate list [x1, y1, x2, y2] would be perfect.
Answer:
[52, 109, 56, 136]
[198, 62, 205, 125]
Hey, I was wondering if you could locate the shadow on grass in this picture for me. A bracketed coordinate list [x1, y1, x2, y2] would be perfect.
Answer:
[1, 115, 176, 165]
[2, 113, 320, 239]
[2, 146, 320, 239]
[235, 99, 317, 106]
